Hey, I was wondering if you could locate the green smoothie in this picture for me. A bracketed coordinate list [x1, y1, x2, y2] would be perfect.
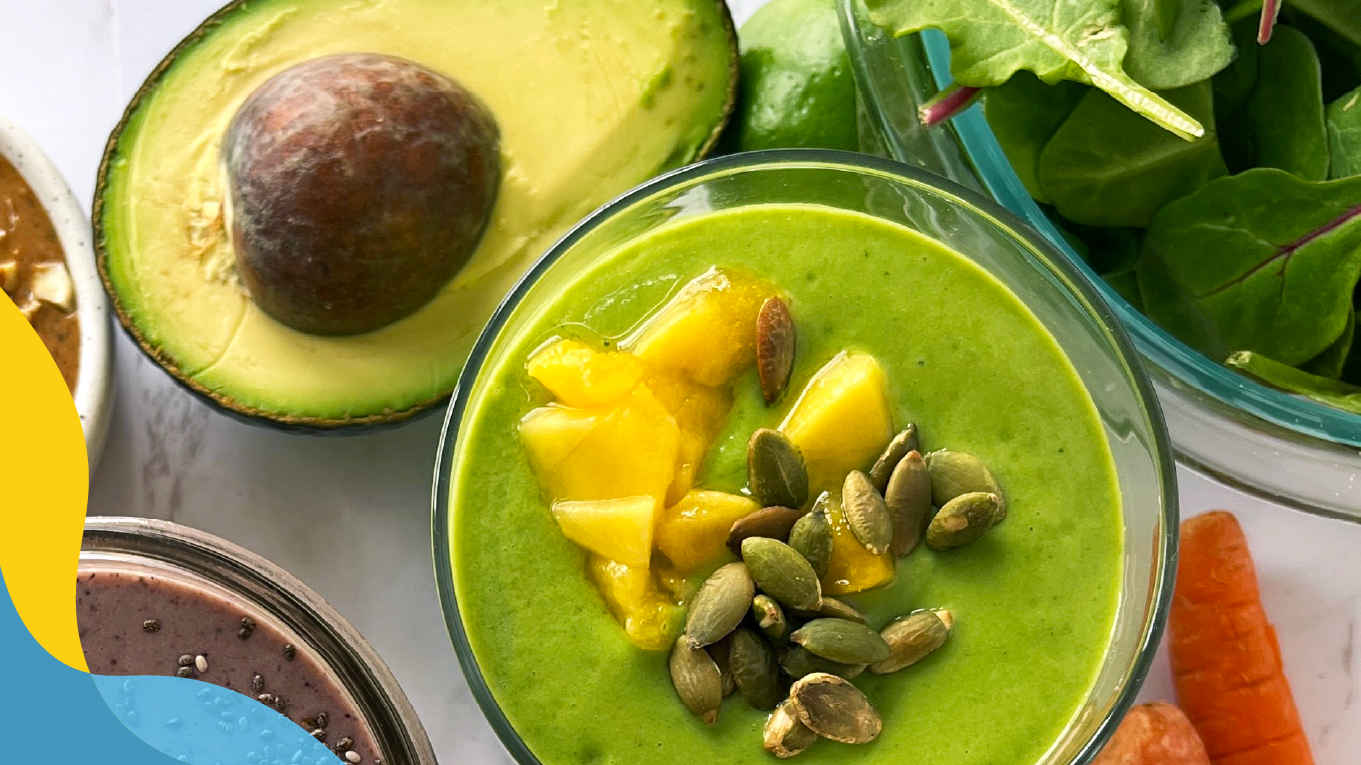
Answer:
[448, 204, 1123, 765]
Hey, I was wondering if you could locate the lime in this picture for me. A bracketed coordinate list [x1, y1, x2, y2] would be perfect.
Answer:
[721, 0, 860, 152]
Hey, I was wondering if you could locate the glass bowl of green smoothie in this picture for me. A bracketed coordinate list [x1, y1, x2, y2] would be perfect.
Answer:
[839, 0, 1361, 519]
[433, 151, 1176, 765]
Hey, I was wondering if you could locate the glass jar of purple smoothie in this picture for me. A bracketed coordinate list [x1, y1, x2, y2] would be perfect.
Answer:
[78, 517, 436, 765]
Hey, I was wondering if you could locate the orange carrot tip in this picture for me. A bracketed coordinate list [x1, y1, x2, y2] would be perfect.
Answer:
[1170, 511, 1314, 765]
[1092, 701, 1209, 765]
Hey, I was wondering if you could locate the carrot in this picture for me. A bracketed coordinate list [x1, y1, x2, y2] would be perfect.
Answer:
[1169, 511, 1314, 765]
[1092, 702, 1210, 765]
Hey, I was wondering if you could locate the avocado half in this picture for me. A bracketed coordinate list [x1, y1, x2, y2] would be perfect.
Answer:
[95, 0, 738, 429]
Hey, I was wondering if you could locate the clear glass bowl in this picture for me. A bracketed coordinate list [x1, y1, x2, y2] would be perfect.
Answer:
[840, 0, 1361, 519]
[433, 151, 1178, 765]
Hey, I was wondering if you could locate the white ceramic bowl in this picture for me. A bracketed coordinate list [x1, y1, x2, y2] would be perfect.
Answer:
[0, 115, 113, 472]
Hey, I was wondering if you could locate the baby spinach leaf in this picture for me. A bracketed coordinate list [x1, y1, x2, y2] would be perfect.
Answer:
[1155, 0, 1179, 39]
[1213, 20, 1260, 173]
[1105, 271, 1146, 308]
[1038, 81, 1225, 227]
[1285, 7, 1361, 101]
[1328, 85, 1361, 178]
[1123, 0, 1236, 89]
[865, 0, 1206, 138]
[1302, 305, 1355, 377]
[1248, 25, 1330, 180]
[1226, 350, 1361, 412]
[1056, 216, 1147, 274]
[1286, 0, 1361, 49]
[1139, 168, 1361, 365]
[1344, 311, 1361, 383]
[984, 73, 1089, 203]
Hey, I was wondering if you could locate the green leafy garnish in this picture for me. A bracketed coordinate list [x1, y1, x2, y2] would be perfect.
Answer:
[1226, 350, 1361, 412]
[1123, 0, 1236, 89]
[1139, 169, 1361, 365]
[1037, 82, 1225, 226]
[1302, 306, 1355, 377]
[943, 0, 1361, 414]
[984, 73, 1088, 203]
[865, 0, 1206, 138]
[1246, 26, 1331, 180]
[1328, 85, 1361, 178]
[1287, 0, 1361, 49]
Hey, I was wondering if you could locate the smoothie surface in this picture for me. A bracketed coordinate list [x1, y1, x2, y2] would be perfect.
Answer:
[449, 204, 1123, 765]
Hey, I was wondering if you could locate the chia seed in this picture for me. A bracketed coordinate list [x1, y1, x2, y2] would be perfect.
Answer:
[251, 673, 264, 693]
[142, 619, 161, 633]
[194, 654, 208, 673]
[177, 654, 194, 667]
[316, 712, 328, 729]
[282, 644, 296, 661]
[311, 728, 327, 743]
[344, 752, 361, 764]
[175, 667, 194, 678]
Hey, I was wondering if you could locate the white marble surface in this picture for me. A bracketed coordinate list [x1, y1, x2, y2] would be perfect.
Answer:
[4, 0, 1359, 762]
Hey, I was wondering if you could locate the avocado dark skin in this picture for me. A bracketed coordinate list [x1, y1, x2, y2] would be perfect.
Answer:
[223, 52, 500, 336]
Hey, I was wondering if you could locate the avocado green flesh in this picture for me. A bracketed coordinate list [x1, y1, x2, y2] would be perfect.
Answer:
[98, 0, 734, 423]
[450, 205, 1124, 765]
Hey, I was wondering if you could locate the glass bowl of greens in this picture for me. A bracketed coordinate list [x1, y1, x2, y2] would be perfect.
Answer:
[841, 0, 1361, 519]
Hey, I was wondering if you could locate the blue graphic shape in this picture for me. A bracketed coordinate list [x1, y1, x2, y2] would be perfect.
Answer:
[0, 569, 179, 762]
[93, 675, 348, 765]
[0, 569, 347, 765]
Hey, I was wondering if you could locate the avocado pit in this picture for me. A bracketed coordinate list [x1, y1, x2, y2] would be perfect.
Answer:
[223, 52, 500, 336]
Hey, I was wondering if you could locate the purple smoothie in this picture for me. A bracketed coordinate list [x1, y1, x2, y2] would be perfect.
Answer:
[77, 566, 382, 765]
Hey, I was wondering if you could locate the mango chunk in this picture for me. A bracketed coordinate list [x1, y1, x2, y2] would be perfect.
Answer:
[625, 268, 777, 387]
[519, 405, 600, 472]
[587, 555, 683, 651]
[647, 370, 734, 504]
[781, 352, 894, 492]
[527, 338, 645, 408]
[553, 496, 656, 568]
[534, 384, 680, 504]
[655, 490, 761, 573]
[820, 492, 896, 595]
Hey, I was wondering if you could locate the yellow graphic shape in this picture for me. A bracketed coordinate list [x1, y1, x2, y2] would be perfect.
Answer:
[0, 295, 89, 671]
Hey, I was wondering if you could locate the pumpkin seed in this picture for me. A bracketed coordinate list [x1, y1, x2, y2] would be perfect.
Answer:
[708, 636, 736, 697]
[685, 562, 755, 648]
[741, 537, 822, 611]
[729, 628, 783, 710]
[790, 618, 892, 664]
[868, 425, 919, 491]
[797, 597, 867, 625]
[726, 505, 805, 555]
[870, 609, 953, 674]
[842, 471, 892, 555]
[757, 296, 796, 404]
[748, 429, 810, 509]
[778, 645, 866, 680]
[788, 673, 882, 744]
[752, 594, 789, 643]
[764, 699, 818, 758]
[669, 635, 723, 725]
[926, 492, 1004, 551]
[926, 450, 1006, 518]
[885, 450, 931, 558]
[788, 499, 832, 579]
